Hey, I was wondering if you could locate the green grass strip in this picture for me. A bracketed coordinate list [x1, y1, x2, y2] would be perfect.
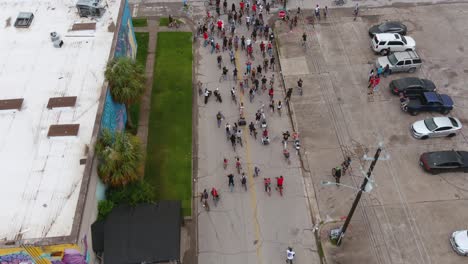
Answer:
[128, 32, 149, 135]
[132, 17, 148, 27]
[145, 32, 193, 215]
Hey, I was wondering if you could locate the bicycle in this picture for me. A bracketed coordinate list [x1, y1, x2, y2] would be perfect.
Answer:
[241, 174, 247, 191]
[276, 184, 283, 196]
[212, 194, 219, 206]
[231, 90, 237, 104]
[264, 178, 271, 196]
[200, 191, 210, 211]
[236, 159, 242, 174]
[283, 149, 291, 165]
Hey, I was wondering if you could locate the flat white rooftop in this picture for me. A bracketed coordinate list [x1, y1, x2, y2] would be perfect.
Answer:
[0, 0, 120, 241]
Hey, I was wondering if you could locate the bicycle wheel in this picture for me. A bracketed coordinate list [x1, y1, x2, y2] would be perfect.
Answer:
[204, 1, 209, 7]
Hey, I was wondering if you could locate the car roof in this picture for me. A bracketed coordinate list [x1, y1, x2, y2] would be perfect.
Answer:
[393, 50, 420, 60]
[393, 77, 423, 87]
[427, 151, 462, 164]
[375, 33, 402, 41]
[384, 21, 404, 27]
[423, 92, 441, 102]
[432, 117, 456, 128]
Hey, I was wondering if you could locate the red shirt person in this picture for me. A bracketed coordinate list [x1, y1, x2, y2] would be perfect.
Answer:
[239, 1, 245, 11]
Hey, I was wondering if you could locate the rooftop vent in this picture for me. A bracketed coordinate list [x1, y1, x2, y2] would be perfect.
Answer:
[76, 0, 105, 18]
[14, 12, 34, 28]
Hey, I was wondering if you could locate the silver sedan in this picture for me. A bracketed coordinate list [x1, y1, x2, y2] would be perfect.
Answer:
[411, 117, 462, 139]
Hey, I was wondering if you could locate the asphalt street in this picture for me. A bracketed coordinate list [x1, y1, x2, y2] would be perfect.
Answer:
[194, 4, 320, 264]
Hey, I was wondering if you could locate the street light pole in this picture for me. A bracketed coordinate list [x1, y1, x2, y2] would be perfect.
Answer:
[336, 147, 382, 246]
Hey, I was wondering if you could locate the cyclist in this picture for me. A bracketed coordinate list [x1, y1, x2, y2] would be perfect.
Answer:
[297, 78, 303, 95]
[282, 131, 290, 142]
[216, 111, 224, 127]
[217, 55, 222, 68]
[231, 87, 237, 103]
[235, 157, 241, 173]
[241, 173, 247, 190]
[227, 174, 235, 190]
[276, 175, 284, 189]
[201, 189, 209, 202]
[211, 187, 219, 199]
[264, 177, 271, 193]
[302, 32, 307, 46]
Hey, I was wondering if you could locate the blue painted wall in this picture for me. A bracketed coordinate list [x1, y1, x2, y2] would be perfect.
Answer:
[100, 0, 137, 133]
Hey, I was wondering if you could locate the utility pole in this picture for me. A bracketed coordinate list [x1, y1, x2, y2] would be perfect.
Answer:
[336, 147, 382, 246]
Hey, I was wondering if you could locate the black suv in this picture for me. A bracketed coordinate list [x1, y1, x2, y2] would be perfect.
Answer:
[389, 77, 436, 96]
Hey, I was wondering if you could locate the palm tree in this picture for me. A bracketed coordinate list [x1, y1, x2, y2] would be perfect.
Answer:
[96, 129, 144, 187]
[105, 57, 146, 127]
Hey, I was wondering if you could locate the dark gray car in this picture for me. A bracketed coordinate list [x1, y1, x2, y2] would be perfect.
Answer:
[419, 150, 468, 174]
[369, 21, 407, 37]
[389, 77, 436, 96]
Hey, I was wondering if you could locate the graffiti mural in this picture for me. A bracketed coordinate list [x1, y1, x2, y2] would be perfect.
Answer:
[100, 0, 136, 133]
[115, 0, 137, 59]
[0, 252, 33, 264]
[100, 89, 127, 133]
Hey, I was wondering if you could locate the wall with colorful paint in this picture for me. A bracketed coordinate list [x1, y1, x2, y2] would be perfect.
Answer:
[100, 0, 137, 134]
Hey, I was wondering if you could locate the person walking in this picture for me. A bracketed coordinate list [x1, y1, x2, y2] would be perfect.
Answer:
[277, 100, 282, 116]
[286, 247, 295, 264]
[268, 87, 274, 100]
[254, 166, 260, 177]
[368, 69, 374, 82]
[377, 65, 384, 77]
[383, 64, 390, 77]
[285, 88, 293, 102]
[353, 3, 359, 21]
[371, 75, 381, 95]
[333, 166, 342, 185]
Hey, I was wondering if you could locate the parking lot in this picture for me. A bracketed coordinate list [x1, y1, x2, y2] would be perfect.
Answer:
[276, 2, 468, 263]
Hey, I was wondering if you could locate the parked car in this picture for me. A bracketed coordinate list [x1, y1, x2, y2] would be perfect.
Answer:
[371, 33, 415, 55]
[401, 92, 453, 116]
[368, 21, 407, 37]
[389, 77, 436, 96]
[419, 150, 468, 174]
[450, 230, 468, 256]
[376, 51, 422, 73]
[411, 117, 462, 139]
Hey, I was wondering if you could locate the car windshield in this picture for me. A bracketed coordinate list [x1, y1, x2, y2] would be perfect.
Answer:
[387, 54, 398, 65]
[449, 117, 459, 127]
[401, 36, 407, 44]
[378, 24, 389, 31]
[424, 118, 438, 131]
